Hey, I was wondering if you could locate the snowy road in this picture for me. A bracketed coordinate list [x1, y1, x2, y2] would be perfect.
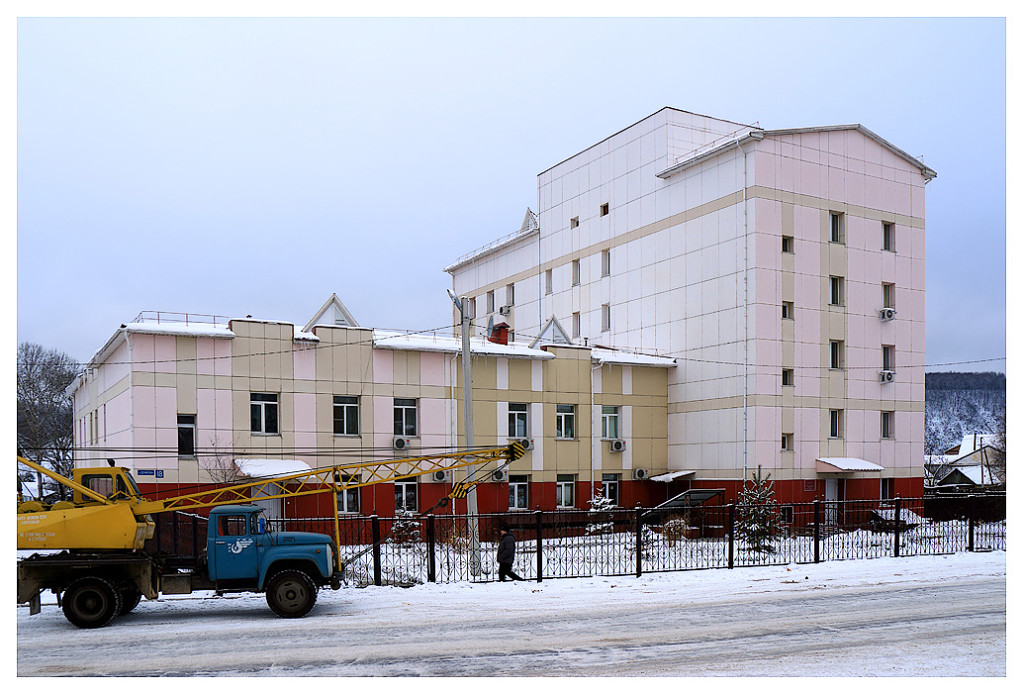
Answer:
[17, 552, 1005, 676]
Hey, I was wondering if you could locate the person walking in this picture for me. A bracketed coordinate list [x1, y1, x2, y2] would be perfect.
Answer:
[497, 523, 525, 581]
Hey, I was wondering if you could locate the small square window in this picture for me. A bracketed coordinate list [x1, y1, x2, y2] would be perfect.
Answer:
[781, 433, 793, 451]
[782, 236, 794, 253]
[570, 216, 579, 229]
[782, 301, 794, 320]
[883, 222, 895, 251]
[782, 369, 794, 386]
[882, 345, 896, 371]
[600, 203, 609, 216]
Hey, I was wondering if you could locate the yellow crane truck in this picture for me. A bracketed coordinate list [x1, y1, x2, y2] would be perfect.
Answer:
[17, 443, 522, 628]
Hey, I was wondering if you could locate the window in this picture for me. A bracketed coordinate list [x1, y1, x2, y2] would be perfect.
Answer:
[782, 235, 794, 253]
[218, 515, 248, 537]
[881, 477, 895, 500]
[781, 433, 793, 451]
[572, 312, 581, 339]
[570, 216, 579, 229]
[486, 290, 495, 314]
[782, 368, 794, 386]
[601, 405, 619, 439]
[881, 411, 895, 440]
[333, 396, 359, 436]
[601, 474, 620, 506]
[250, 393, 279, 434]
[394, 398, 417, 436]
[556, 404, 576, 440]
[467, 297, 477, 319]
[883, 222, 895, 251]
[829, 409, 844, 439]
[601, 303, 611, 332]
[545, 269, 553, 295]
[395, 476, 417, 512]
[571, 259, 581, 286]
[600, 202, 609, 216]
[830, 341, 844, 369]
[336, 475, 360, 514]
[509, 475, 529, 509]
[782, 301, 794, 319]
[506, 283, 515, 306]
[830, 276, 844, 306]
[601, 249, 611, 277]
[508, 403, 529, 438]
[556, 474, 576, 508]
[882, 345, 896, 371]
[177, 414, 196, 456]
[830, 212, 844, 243]
[780, 506, 795, 524]
[882, 283, 895, 309]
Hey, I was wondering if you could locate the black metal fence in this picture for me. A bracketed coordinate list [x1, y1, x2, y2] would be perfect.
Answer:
[146, 495, 1005, 586]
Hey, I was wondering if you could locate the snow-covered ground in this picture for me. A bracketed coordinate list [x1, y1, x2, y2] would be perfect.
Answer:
[17, 551, 1005, 677]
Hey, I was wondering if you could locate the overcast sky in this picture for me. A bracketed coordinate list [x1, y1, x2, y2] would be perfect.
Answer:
[16, 17, 1007, 372]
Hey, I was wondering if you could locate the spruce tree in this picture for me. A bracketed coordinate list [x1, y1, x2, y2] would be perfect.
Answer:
[736, 466, 782, 554]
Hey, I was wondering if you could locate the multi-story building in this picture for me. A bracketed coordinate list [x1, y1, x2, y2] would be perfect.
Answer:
[68, 296, 674, 517]
[446, 107, 935, 503]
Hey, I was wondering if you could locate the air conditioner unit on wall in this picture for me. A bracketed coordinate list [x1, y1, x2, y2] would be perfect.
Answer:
[491, 469, 508, 482]
[609, 439, 626, 453]
[517, 438, 534, 451]
[431, 470, 450, 483]
[393, 436, 410, 450]
[879, 370, 896, 383]
[632, 468, 649, 480]
[499, 305, 512, 316]
[879, 308, 897, 321]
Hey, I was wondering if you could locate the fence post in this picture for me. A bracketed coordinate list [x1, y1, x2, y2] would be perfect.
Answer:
[371, 514, 382, 586]
[893, 497, 901, 558]
[968, 497, 976, 552]
[426, 514, 436, 583]
[728, 504, 735, 569]
[635, 505, 643, 578]
[535, 510, 544, 583]
[192, 513, 199, 559]
[172, 510, 179, 555]
[813, 500, 820, 564]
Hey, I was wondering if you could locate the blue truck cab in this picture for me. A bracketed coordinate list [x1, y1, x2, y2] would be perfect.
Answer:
[205, 505, 342, 618]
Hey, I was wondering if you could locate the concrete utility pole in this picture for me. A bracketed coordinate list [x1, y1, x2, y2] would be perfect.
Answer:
[449, 291, 483, 575]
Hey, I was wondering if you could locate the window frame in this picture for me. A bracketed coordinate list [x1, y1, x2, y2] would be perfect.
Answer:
[781, 432, 793, 451]
[881, 411, 895, 440]
[882, 222, 895, 252]
[486, 290, 495, 314]
[394, 476, 418, 512]
[830, 340, 844, 370]
[572, 312, 581, 339]
[394, 398, 418, 437]
[830, 276, 844, 306]
[556, 404, 576, 440]
[601, 405, 619, 440]
[250, 393, 280, 435]
[544, 268, 553, 295]
[601, 303, 611, 333]
[571, 259, 581, 286]
[333, 395, 359, 436]
[601, 473, 620, 506]
[177, 414, 196, 457]
[508, 475, 529, 510]
[882, 283, 895, 309]
[570, 216, 579, 229]
[782, 235, 794, 253]
[782, 368, 794, 387]
[555, 474, 576, 508]
[829, 409, 844, 439]
[782, 301, 794, 320]
[601, 248, 611, 277]
[508, 403, 529, 439]
[506, 283, 515, 306]
[600, 202, 609, 217]
[882, 345, 896, 371]
[830, 212, 844, 244]
[336, 474, 361, 514]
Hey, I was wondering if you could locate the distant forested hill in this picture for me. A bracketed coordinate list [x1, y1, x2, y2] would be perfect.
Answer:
[925, 372, 1005, 454]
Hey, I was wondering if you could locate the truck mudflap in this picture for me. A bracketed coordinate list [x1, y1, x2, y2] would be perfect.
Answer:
[329, 571, 343, 591]
[28, 591, 41, 615]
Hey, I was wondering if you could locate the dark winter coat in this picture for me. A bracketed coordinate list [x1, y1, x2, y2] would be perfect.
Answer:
[497, 532, 516, 564]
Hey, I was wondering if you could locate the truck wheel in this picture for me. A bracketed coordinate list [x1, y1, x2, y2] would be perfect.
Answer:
[266, 569, 317, 618]
[62, 577, 122, 629]
[119, 588, 143, 615]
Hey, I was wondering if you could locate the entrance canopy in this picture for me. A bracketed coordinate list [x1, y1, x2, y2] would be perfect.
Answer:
[235, 459, 311, 479]
[649, 470, 695, 483]
[815, 457, 884, 474]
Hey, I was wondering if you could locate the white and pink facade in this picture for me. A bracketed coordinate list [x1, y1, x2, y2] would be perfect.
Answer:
[446, 107, 935, 503]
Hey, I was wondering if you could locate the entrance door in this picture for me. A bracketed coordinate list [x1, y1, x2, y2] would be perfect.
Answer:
[824, 478, 839, 526]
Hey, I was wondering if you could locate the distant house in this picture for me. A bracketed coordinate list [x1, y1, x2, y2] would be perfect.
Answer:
[926, 433, 1004, 491]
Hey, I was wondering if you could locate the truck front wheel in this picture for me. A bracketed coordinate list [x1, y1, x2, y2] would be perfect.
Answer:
[266, 569, 317, 618]
[62, 577, 122, 629]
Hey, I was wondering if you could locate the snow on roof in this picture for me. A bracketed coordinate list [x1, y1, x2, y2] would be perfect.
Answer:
[590, 347, 677, 368]
[649, 470, 695, 482]
[954, 433, 998, 456]
[373, 331, 554, 360]
[816, 457, 885, 473]
[123, 322, 234, 339]
[234, 459, 311, 479]
[293, 328, 320, 342]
